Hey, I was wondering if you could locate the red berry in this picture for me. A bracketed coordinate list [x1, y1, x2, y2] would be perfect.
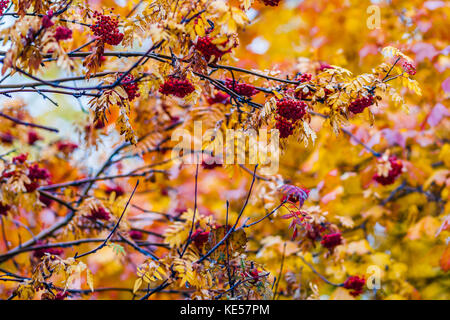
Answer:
[129, 230, 143, 240]
[159, 76, 195, 98]
[348, 95, 374, 114]
[321, 233, 343, 251]
[225, 78, 259, 97]
[373, 156, 403, 185]
[28, 131, 42, 145]
[343, 275, 365, 297]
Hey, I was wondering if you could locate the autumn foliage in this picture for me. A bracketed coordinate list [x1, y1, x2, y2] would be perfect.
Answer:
[0, 0, 449, 301]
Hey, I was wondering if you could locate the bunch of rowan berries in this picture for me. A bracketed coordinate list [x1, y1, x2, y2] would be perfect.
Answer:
[32, 241, 63, 259]
[28, 131, 42, 145]
[195, 36, 233, 63]
[191, 228, 210, 248]
[277, 98, 307, 121]
[2, 154, 50, 193]
[0, 0, 9, 16]
[275, 115, 295, 139]
[159, 76, 195, 98]
[90, 11, 124, 46]
[206, 91, 230, 105]
[121, 74, 140, 101]
[54, 26, 72, 41]
[260, 0, 282, 6]
[42, 10, 54, 28]
[0, 202, 10, 216]
[373, 155, 403, 185]
[402, 61, 417, 75]
[348, 95, 374, 114]
[320, 232, 343, 251]
[224, 78, 259, 97]
[56, 141, 78, 155]
[129, 230, 143, 240]
[294, 73, 313, 100]
[104, 184, 125, 197]
[87, 206, 111, 221]
[343, 275, 366, 297]
[275, 98, 307, 139]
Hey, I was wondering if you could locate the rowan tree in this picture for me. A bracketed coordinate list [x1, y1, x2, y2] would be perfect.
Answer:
[0, 0, 448, 300]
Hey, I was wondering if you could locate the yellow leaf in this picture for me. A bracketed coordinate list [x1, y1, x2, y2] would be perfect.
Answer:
[133, 278, 143, 294]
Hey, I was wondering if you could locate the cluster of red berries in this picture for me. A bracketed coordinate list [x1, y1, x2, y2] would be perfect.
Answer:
[277, 98, 307, 121]
[56, 141, 78, 154]
[275, 115, 294, 139]
[42, 10, 54, 28]
[0, 202, 10, 216]
[28, 131, 42, 145]
[121, 74, 140, 101]
[54, 26, 72, 41]
[159, 76, 195, 98]
[90, 11, 124, 46]
[343, 275, 366, 297]
[260, 0, 282, 6]
[0, 0, 9, 16]
[4, 154, 51, 192]
[348, 95, 374, 114]
[294, 73, 313, 100]
[33, 243, 63, 259]
[195, 36, 233, 63]
[317, 62, 334, 72]
[87, 206, 111, 221]
[224, 78, 259, 97]
[373, 156, 403, 185]
[191, 228, 210, 248]
[53, 291, 69, 300]
[39, 193, 53, 207]
[206, 91, 230, 105]
[402, 61, 417, 76]
[320, 232, 343, 251]
[296, 73, 312, 83]
[248, 268, 262, 284]
[0, 132, 14, 144]
[26, 164, 51, 192]
[104, 185, 125, 197]
[129, 230, 143, 240]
